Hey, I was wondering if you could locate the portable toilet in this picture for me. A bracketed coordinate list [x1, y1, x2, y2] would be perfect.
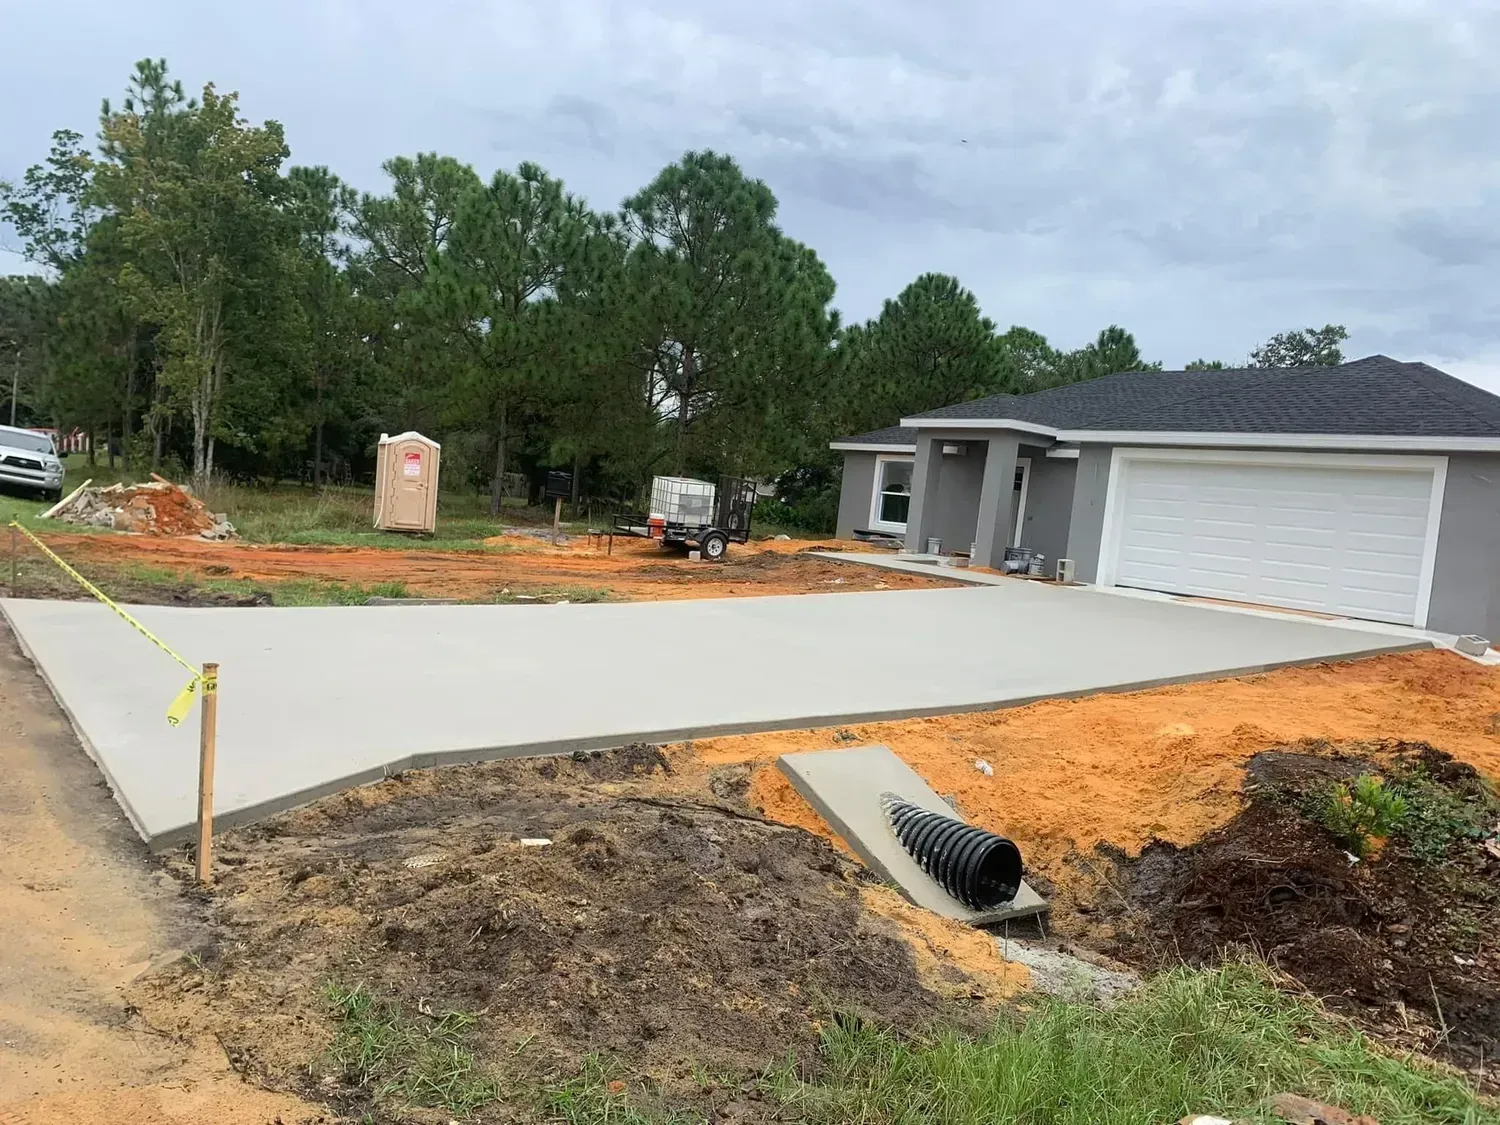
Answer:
[374, 431, 441, 533]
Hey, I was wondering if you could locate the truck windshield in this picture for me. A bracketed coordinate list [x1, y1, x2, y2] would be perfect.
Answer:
[0, 429, 55, 455]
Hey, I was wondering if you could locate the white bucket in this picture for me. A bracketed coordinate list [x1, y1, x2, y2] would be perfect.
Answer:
[926, 537, 942, 555]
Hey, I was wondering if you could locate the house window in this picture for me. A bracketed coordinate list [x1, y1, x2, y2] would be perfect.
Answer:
[872, 456, 914, 531]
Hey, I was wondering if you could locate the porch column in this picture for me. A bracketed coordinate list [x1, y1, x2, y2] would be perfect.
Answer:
[903, 433, 945, 553]
[971, 434, 1021, 569]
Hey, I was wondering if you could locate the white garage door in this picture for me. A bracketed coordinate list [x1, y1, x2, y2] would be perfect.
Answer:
[1107, 454, 1442, 625]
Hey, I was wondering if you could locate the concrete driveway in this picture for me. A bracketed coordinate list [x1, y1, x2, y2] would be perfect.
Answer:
[1, 581, 1425, 847]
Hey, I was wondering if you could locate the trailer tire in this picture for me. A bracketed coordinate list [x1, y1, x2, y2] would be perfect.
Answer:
[700, 531, 729, 562]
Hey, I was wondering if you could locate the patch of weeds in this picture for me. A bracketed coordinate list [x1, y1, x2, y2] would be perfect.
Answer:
[323, 981, 502, 1118]
[763, 963, 1489, 1125]
[1314, 773, 1408, 858]
[1386, 757, 1500, 864]
[543, 1058, 688, 1125]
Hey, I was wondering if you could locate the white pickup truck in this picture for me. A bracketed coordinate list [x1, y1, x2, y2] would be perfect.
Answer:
[0, 425, 65, 501]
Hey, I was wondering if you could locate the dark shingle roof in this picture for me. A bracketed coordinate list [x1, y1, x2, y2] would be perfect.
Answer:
[898, 356, 1500, 437]
[831, 424, 917, 447]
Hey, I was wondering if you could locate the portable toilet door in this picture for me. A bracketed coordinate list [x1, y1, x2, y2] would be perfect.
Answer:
[374, 431, 441, 532]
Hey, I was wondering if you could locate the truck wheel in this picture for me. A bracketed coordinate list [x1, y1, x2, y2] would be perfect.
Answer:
[700, 531, 729, 562]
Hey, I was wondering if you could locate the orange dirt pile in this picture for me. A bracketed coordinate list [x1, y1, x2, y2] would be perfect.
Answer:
[39, 532, 951, 602]
[693, 650, 1500, 880]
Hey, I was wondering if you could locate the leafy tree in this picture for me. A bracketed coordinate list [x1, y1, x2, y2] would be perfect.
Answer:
[424, 163, 595, 513]
[347, 154, 482, 437]
[839, 273, 1010, 434]
[0, 129, 94, 273]
[1047, 325, 1158, 386]
[1185, 358, 1228, 371]
[288, 165, 364, 485]
[91, 59, 297, 486]
[0, 276, 51, 426]
[622, 150, 838, 476]
[1249, 324, 1348, 368]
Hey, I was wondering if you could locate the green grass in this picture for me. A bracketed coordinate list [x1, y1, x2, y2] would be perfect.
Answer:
[2, 455, 592, 552]
[324, 982, 503, 1118]
[318, 967, 1494, 1125]
[759, 965, 1493, 1125]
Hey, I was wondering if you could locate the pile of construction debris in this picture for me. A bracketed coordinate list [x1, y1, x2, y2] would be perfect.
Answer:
[40, 476, 236, 539]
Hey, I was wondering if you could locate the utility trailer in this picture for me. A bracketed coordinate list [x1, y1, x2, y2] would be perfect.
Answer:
[610, 475, 757, 561]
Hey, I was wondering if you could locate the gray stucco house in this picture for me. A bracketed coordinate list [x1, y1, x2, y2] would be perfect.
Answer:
[831, 355, 1500, 639]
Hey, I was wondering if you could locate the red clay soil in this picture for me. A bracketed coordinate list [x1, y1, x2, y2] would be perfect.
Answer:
[34, 532, 955, 601]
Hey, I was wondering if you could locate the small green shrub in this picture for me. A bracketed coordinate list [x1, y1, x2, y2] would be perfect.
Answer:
[1318, 774, 1407, 857]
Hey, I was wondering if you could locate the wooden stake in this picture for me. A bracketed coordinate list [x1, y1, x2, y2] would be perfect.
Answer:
[195, 662, 220, 886]
[552, 496, 562, 545]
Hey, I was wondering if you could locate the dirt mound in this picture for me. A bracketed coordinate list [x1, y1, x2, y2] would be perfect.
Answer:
[44, 478, 234, 538]
[132, 749, 1000, 1117]
[1103, 741, 1500, 1082]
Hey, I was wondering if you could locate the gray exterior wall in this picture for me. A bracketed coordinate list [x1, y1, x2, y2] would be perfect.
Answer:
[1063, 444, 1114, 582]
[836, 443, 985, 549]
[927, 443, 986, 553]
[835, 451, 878, 539]
[1017, 449, 1078, 564]
[1429, 452, 1500, 639]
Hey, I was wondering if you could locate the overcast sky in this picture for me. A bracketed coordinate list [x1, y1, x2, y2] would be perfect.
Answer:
[4, 0, 1499, 388]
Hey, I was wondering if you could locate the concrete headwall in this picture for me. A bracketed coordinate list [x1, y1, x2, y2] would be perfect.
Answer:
[1018, 450, 1078, 564]
[1429, 452, 1500, 638]
[835, 452, 878, 538]
[1064, 444, 1114, 581]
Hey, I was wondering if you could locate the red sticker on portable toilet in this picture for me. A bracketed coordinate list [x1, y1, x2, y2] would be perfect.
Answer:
[403, 452, 421, 477]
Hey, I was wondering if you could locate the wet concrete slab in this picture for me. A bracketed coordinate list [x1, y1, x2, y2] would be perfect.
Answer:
[1, 581, 1426, 847]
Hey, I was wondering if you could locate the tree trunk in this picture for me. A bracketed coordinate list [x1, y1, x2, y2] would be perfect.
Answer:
[106, 420, 115, 470]
[121, 328, 137, 470]
[313, 378, 325, 489]
[88, 429, 97, 466]
[8, 353, 18, 427]
[674, 347, 694, 476]
[570, 451, 582, 518]
[488, 400, 508, 517]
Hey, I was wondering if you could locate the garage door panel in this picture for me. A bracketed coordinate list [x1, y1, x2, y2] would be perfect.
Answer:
[1111, 457, 1437, 625]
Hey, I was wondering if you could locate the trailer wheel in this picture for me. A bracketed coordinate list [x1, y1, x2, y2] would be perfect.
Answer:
[700, 531, 729, 562]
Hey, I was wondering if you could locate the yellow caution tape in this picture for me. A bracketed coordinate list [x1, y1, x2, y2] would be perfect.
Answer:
[8, 520, 207, 725]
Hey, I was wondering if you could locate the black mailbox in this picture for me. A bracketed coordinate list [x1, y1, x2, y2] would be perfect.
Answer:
[545, 470, 573, 499]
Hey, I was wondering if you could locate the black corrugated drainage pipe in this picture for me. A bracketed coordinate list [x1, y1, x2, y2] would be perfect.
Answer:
[881, 793, 1022, 911]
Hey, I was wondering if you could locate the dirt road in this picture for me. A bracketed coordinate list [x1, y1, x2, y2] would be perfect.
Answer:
[0, 624, 325, 1125]
[35, 531, 954, 602]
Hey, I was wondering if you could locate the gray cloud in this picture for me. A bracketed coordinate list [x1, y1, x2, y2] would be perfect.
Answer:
[4, 0, 1500, 373]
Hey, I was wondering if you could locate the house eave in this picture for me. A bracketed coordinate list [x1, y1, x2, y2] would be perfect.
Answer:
[896, 418, 1500, 453]
[829, 441, 916, 453]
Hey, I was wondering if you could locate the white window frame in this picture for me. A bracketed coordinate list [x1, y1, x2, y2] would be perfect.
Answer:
[869, 453, 915, 533]
[1094, 446, 1449, 627]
